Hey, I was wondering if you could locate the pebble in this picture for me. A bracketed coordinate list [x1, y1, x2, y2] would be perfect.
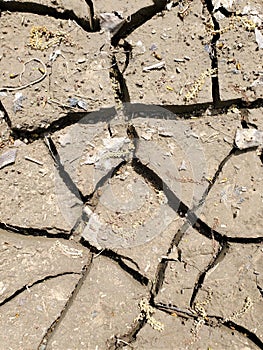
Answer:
[174, 58, 184, 62]
[77, 57, 86, 64]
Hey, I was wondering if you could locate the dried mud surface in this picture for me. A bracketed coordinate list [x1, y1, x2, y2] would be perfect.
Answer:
[0, 1, 263, 349]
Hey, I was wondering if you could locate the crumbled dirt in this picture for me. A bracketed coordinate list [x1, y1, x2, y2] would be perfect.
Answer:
[0, 1, 262, 349]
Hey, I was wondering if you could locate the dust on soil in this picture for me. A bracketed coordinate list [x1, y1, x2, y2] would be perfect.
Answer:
[0, 1, 262, 350]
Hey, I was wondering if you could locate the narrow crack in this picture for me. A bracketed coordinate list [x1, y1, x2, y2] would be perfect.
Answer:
[37, 252, 93, 350]
[198, 145, 260, 209]
[0, 0, 97, 32]
[107, 318, 147, 350]
[83, 0, 96, 31]
[189, 240, 230, 308]
[11, 107, 116, 143]
[117, 40, 133, 74]
[204, 0, 221, 104]
[0, 271, 80, 307]
[44, 135, 86, 203]
[80, 239, 149, 287]
[0, 2, 262, 349]
[109, 54, 130, 105]
[152, 221, 190, 298]
[221, 319, 263, 349]
[194, 216, 263, 243]
[4, 99, 263, 143]
[155, 302, 263, 349]
[111, 0, 167, 47]
[204, 148, 235, 196]
[0, 99, 12, 128]
[155, 302, 197, 319]
[0, 221, 70, 238]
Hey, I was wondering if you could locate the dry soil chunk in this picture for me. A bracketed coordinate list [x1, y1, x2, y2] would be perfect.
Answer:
[120, 2, 213, 104]
[0, 273, 81, 350]
[201, 150, 263, 238]
[197, 244, 263, 342]
[0, 140, 78, 233]
[48, 256, 145, 349]
[0, 11, 114, 131]
[155, 226, 214, 307]
[215, 1, 263, 100]
[0, 230, 86, 305]
[133, 307, 258, 350]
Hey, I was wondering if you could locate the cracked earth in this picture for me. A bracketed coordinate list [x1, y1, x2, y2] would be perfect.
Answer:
[0, 0, 263, 349]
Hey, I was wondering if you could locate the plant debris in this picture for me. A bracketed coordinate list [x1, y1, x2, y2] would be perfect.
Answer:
[29, 26, 69, 50]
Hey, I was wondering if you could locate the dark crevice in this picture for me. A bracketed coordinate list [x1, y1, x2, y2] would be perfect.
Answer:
[226, 235, 263, 244]
[205, 0, 220, 105]
[0, 221, 70, 239]
[161, 98, 263, 116]
[189, 241, 230, 308]
[44, 135, 86, 203]
[156, 302, 263, 349]
[83, 0, 96, 30]
[11, 107, 116, 143]
[110, 55, 130, 104]
[111, 0, 167, 47]
[125, 99, 263, 122]
[152, 221, 189, 298]
[195, 216, 263, 243]
[102, 250, 149, 287]
[83, 159, 127, 205]
[118, 40, 133, 74]
[107, 122, 113, 137]
[0, 99, 12, 128]
[0, 0, 98, 32]
[211, 45, 220, 105]
[197, 147, 235, 211]
[222, 319, 263, 349]
[132, 158, 189, 219]
[107, 318, 147, 350]
[214, 6, 236, 18]
[155, 302, 198, 319]
[259, 148, 263, 165]
[193, 218, 225, 241]
[206, 147, 236, 194]
[6, 99, 263, 142]
[152, 259, 169, 298]
[0, 271, 80, 307]
[256, 277, 263, 298]
[80, 239, 149, 287]
[37, 253, 93, 350]
[68, 216, 84, 242]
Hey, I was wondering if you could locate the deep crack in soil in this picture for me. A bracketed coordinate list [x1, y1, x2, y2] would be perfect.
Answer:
[0, 0, 262, 349]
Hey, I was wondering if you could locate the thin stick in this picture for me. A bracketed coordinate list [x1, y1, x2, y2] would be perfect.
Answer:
[24, 156, 44, 166]
[0, 58, 47, 92]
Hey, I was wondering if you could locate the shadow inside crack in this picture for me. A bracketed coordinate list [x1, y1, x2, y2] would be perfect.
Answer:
[111, 0, 168, 46]
[37, 253, 93, 350]
[0, 0, 98, 31]
[0, 271, 80, 307]
[189, 241, 230, 308]
[7, 100, 263, 142]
